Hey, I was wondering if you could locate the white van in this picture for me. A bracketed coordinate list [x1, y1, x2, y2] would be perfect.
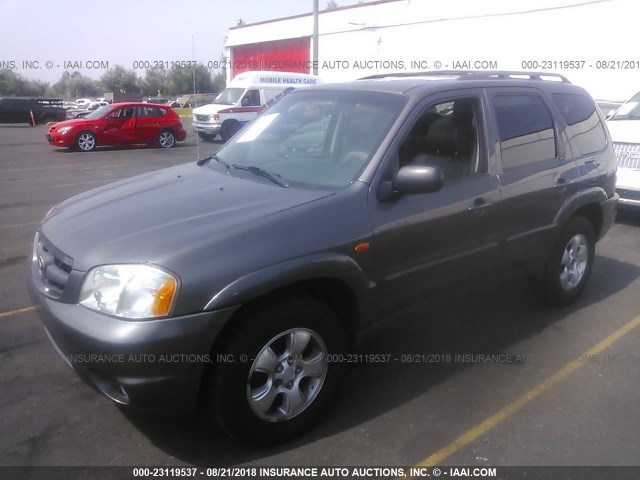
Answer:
[192, 71, 323, 142]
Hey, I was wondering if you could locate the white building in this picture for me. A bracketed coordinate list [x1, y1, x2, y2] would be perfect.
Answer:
[225, 0, 639, 100]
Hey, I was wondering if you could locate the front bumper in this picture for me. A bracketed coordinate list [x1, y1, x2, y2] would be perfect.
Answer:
[192, 121, 221, 136]
[616, 167, 640, 207]
[617, 189, 640, 207]
[46, 132, 74, 148]
[28, 257, 238, 412]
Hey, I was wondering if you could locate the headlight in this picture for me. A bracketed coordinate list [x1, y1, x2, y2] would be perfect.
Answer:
[58, 126, 73, 134]
[80, 264, 177, 319]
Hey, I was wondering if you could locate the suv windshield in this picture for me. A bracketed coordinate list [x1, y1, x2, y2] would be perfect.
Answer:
[84, 105, 111, 120]
[214, 88, 245, 105]
[213, 90, 406, 188]
[610, 91, 640, 120]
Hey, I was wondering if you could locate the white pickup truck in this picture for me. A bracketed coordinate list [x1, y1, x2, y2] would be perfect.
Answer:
[607, 91, 640, 208]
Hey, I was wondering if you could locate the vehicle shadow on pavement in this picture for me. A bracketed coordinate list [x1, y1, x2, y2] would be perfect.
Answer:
[119, 254, 640, 464]
[52, 144, 193, 154]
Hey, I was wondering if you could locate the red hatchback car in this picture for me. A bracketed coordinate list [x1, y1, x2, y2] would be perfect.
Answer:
[46, 102, 187, 151]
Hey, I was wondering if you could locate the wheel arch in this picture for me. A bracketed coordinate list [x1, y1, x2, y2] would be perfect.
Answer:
[553, 186, 607, 238]
[204, 253, 372, 351]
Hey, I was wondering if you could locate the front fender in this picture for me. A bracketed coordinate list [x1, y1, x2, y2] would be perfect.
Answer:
[203, 252, 374, 327]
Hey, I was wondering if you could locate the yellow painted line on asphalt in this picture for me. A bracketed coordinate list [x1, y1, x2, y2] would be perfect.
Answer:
[0, 305, 38, 319]
[405, 313, 640, 474]
[0, 221, 39, 231]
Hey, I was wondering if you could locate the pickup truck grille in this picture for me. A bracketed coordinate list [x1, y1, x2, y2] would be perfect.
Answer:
[36, 234, 73, 298]
[195, 114, 210, 122]
[613, 143, 640, 169]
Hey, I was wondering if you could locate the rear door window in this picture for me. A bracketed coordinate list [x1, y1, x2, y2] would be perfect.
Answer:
[492, 94, 557, 169]
[137, 106, 166, 118]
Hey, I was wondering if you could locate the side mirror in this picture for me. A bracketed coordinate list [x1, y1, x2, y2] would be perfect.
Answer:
[378, 164, 444, 201]
[394, 164, 444, 194]
[241, 98, 251, 107]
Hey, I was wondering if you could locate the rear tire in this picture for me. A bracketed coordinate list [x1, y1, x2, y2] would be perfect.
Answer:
[206, 295, 347, 443]
[158, 130, 176, 148]
[74, 131, 97, 151]
[532, 215, 595, 306]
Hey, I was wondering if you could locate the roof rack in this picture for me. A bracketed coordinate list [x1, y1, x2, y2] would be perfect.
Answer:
[360, 70, 572, 84]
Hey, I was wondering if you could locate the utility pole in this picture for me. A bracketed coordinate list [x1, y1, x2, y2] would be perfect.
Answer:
[313, 0, 319, 75]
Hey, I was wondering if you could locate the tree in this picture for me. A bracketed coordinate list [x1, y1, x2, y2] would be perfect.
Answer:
[326, 1, 339, 9]
[167, 64, 215, 95]
[100, 65, 140, 94]
[142, 67, 169, 96]
[212, 69, 226, 92]
[0, 70, 48, 96]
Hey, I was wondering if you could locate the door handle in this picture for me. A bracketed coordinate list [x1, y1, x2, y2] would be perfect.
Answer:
[468, 197, 494, 212]
[555, 177, 567, 187]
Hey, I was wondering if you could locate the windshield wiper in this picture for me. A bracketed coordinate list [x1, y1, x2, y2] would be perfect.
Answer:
[197, 154, 230, 168]
[231, 164, 288, 187]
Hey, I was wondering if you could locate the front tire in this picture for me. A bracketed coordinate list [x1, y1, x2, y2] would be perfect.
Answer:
[220, 121, 241, 143]
[74, 131, 97, 151]
[533, 215, 595, 306]
[207, 296, 347, 443]
[158, 130, 176, 148]
[198, 132, 216, 142]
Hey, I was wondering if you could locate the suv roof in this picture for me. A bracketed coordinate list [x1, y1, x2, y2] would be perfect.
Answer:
[314, 70, 582, 96]
[361, 70, 571, 83]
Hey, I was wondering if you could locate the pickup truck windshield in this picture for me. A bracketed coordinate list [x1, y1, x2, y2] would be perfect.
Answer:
[214, 90, 406, 188]
[610, 91, 640, 120]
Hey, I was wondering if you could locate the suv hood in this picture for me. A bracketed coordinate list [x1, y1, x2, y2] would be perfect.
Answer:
[41, 163, 333, 271]
[606, 119, 640, 144]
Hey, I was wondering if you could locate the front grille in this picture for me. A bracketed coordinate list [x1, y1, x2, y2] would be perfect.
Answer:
[36, 234, 73, 298]
[614, 143, 640, 169]
[195, 114, 209, 122]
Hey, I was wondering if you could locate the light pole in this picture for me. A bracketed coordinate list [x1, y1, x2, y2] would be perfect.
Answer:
[313, 0, 319, 75]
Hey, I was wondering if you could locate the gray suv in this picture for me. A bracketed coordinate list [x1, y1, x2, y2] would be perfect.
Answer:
[29, 71, 618, 443]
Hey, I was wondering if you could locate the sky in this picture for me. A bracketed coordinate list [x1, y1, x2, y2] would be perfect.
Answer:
[0, 0, 364, 83]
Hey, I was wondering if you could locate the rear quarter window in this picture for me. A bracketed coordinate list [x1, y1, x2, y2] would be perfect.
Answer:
[551, 93, 607, 156]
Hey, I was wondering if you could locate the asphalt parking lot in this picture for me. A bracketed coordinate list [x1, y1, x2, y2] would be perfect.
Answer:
[1, 122, 639, 468]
